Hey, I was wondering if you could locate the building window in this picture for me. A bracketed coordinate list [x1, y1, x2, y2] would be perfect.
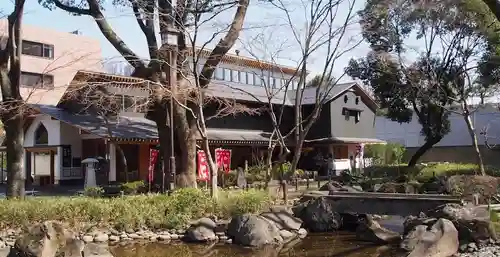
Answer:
[35, 124, 49, 145]
[255, 75, 262, 86]
[342, 108, 361, 123]
[247, 73, 254, 85]
[215, 68, 223, 80]
[231, 70, 239, 82]
[22, 40, 54, 59]
[223, 68, 231, 81]
[20, 72, 54, 88]
[239, 71, 246, 83]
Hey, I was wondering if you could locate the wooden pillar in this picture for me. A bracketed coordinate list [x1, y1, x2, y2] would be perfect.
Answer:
[50, 150, 55, 185]
[138, 144, 150, 181]
[109, 143, 117, 182]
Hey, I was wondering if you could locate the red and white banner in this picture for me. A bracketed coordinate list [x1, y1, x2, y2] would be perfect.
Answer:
[148, 149, 160, 182]
[197, 150, 209, 181]
[215, 148, 232, 173]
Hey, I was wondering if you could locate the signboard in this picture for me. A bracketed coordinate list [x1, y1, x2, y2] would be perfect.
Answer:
[215, 148, 231, 173]
[62, 145, 72, 168]
[148, 149, 160, 182]
[197, 150, 209, 181]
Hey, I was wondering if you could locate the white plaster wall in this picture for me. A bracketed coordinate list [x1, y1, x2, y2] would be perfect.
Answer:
[59, 122, 82, 159]
[375, 108, 500, 147]
[24, 115, 61, 147]
[24, 114, 84, 180]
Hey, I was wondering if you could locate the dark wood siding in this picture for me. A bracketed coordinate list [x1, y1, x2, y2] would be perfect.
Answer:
[204, 102, 274, 132]
[303, 104, 332, 140]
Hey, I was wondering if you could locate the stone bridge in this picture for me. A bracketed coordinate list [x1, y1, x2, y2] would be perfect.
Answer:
[301, 191, 464, 216]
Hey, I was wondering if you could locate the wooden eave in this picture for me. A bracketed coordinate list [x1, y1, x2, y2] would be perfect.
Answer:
[189, 47, 306, 76]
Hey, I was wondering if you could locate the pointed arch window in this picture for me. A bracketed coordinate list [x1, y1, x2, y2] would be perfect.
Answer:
[35, 123, 48, 145]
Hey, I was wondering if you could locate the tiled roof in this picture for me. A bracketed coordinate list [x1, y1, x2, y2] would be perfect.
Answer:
[30, 104, 273, 143]
[62, 71, 377, 110]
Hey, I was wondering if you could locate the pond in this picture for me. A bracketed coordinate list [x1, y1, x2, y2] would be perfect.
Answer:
[110, 233, 403, 257]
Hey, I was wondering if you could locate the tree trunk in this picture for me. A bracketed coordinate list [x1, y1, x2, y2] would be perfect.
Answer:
[176, 127, 197, 188]
[462, 102, 486, 175]
[265, 145, 275, 189]
[407, 137, 441, 167]
[3, 113, 24, 198]
[290, 133, 306, 176]
[152, 101, 172, 191]
[157, 124, 170, 191]
[115, 144, 128, 182]
[201, 138, 218, 199]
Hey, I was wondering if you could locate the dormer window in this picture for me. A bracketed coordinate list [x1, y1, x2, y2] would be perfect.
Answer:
[344, 95, 348, 103]
[35, 124, 48, 145]
[355, 97, 360, 105]
[342, 107, 362, 123]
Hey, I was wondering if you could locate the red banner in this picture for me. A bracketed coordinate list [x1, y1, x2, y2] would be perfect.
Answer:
[215, 148, 231, 173]
[197, 150, 209, 181]
[148, 149, 159, 182]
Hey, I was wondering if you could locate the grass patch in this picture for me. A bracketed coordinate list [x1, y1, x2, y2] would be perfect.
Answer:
[0, 188, 271, 231]
[364, 162, 500, 182]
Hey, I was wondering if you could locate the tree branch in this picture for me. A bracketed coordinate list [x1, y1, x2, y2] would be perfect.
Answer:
[198, 0, 250, 88]
[483, 0, 500, 22]
[52, 0, 91, 15]
[61, 0, 146, 70]
[129, 0, 158, 61]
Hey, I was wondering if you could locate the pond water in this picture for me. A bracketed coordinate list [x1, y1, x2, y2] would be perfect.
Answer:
[111, 233, 404, 257]
[110, 218, 406, 257]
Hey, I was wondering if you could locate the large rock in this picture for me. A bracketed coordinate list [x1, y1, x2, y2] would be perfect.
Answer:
[185, 217, 217, 242]
[319, 181, 362, 193]
[426, 203, 497, 243]
[340, 213, 368, 232]
[376, 182, 420, 194]
[227, 214, 283, 247]
[401, 218, 459, 257]
[82, 243, 114, 257]
[260, 210, 302, 232]
[0, 249, 9, 257]
[292, 197, 342, 232]
[356, 215, 401, 245]
[7, 221, 75, 257]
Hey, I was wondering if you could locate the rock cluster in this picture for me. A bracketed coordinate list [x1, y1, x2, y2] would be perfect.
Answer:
[0, 207, 307, 256]
[399, 204, 499, 257]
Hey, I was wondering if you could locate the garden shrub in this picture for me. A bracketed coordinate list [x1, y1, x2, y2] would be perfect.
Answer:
[121, 181, 147, 195]
[0, 188, 271, 231]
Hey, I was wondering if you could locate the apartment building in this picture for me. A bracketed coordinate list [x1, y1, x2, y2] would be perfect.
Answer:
[0, 19, 103, 105]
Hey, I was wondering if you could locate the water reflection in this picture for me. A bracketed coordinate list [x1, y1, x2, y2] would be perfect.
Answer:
[111, 233, 403, 257]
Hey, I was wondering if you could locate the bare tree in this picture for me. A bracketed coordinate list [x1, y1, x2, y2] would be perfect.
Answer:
[42, 0, 253, 189]
[0, 0, 26, 198]
[233, 0, 361, 187]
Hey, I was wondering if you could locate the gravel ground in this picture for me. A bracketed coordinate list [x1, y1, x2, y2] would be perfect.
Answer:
[456, 246, 500, 257]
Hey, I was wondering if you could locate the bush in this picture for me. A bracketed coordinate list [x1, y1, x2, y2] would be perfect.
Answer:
[364, 143, 406, 165]
[364, 162, 500, 183]
[121, 181, 147, 195]
[83, 186, 104, 198]
[0, 188, 271, 231]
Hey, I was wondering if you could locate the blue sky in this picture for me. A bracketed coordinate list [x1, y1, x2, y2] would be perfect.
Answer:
[0, 0, 371, 81]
